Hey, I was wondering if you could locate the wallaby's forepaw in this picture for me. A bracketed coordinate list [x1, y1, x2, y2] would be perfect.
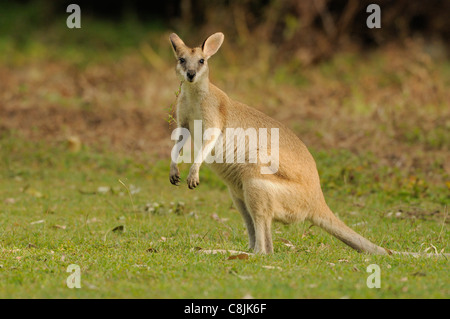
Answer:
[170, 174, 181, 186]
[187, 173, 200, 189]
[169, 167, 181, 186]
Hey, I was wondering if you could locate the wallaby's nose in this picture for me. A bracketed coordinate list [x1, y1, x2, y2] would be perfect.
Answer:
[187, 70, 196, 81]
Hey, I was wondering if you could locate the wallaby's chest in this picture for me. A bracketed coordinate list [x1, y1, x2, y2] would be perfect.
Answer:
[177, 92, 204, 131]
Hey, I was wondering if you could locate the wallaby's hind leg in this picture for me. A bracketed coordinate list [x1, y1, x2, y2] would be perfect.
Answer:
[251, 214, 273, 254]
[243, 185, 274, 254]
[229, 192, 255, 250]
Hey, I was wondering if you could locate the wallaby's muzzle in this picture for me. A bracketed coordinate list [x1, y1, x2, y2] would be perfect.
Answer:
[187, 70, 196, 82]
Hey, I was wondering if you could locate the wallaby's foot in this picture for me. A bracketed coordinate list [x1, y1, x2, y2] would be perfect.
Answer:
[253, 242, 273, 254]
[187, 171, 200, 189]
[169, 166, 181, 186]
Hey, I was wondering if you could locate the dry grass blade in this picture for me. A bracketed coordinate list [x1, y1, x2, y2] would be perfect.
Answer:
[278, 238, 295, 249]
[30, 220, 45, 225]
[262, 265, 283, 270]
[194, 249, 254, 256]
[118, 179, 136, 212]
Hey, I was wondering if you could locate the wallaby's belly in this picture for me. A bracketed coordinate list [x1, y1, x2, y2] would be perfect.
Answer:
[204, 125, 322, 199]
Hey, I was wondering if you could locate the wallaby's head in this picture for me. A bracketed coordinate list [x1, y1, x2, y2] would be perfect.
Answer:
[169, 32, 224, 84]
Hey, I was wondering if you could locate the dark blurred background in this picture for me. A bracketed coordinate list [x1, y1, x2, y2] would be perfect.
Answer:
[3, 0, 449, 63]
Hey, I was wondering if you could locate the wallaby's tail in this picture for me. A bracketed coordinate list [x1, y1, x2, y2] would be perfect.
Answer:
[311, 209, 391, 255]
[311, 207, 449, 258]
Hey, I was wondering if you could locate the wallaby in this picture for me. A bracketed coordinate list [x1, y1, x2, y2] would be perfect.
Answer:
[168, 32, 447, 257]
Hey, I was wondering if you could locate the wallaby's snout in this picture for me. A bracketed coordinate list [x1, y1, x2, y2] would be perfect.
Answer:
[186, 70, 196, 82]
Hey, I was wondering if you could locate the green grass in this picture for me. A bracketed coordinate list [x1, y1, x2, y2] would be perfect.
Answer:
[0, 135, 448, 298]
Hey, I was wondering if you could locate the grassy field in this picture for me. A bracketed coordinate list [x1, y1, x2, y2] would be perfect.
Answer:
[0, 3, 449, 298]
[0, 136, 448, 298]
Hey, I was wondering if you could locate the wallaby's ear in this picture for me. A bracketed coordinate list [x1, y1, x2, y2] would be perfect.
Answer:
[202, 32, 224, 59]
[169, 33, 185, 57]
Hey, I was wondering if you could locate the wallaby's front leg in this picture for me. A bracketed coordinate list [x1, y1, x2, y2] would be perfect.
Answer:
[187, 163, 200, 189]
[170, 160, 181, 186]
[187, 127, 221, 189]
[170, 123, 189, 186]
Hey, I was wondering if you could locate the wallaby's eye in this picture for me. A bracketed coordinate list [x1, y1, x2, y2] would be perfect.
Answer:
[179, 58, 185, 64]
[199, 59, 205, 64]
